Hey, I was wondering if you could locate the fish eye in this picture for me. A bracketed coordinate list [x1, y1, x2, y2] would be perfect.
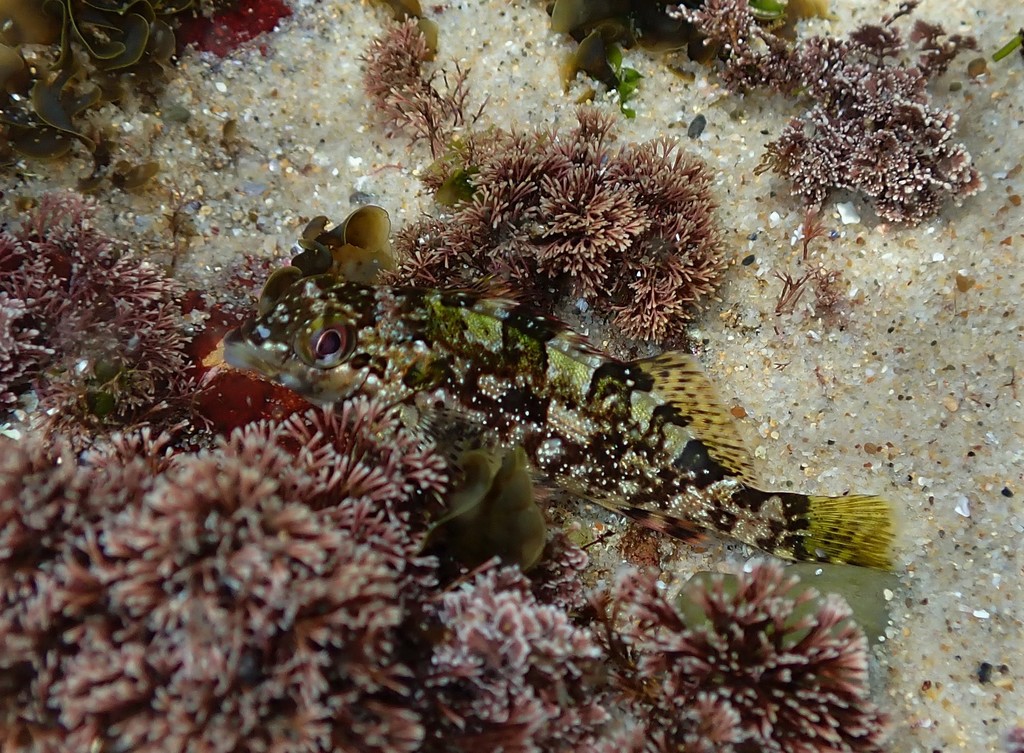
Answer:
[297, 321, 355, 368]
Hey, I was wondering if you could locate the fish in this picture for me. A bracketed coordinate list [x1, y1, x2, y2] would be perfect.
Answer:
[224, 273, 894, 570]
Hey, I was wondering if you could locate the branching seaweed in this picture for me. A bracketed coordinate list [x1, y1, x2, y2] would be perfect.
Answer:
[681, 0, 981, 223]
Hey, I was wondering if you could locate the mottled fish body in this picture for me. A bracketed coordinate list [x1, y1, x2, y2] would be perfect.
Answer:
[225, 274, 894, 569]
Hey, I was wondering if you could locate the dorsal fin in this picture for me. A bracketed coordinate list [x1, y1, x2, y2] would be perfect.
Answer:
[632, 351, 760, 486]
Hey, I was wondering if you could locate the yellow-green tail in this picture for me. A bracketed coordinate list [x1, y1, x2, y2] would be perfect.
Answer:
[793, 493, 894, 570]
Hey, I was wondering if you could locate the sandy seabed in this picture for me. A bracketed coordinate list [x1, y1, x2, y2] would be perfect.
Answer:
[1, 1, 1021, 751]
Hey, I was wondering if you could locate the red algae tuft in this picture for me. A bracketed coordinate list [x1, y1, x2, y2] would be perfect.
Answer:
[177, 0, 294, 57]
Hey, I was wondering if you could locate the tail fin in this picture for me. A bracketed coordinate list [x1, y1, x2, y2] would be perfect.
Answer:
[791, 493, 894, 570]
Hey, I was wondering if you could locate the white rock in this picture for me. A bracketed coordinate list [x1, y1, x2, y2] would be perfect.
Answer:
[836, 202, 860, 224]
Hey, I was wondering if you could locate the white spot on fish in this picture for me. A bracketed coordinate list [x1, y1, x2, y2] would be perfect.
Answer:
[537, 438, 563, 462]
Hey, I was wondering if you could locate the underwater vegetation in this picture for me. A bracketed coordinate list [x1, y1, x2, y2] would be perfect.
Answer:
[769, 208, 848, 324]
[360, 17, 729, 342]
[551, 0, 827, 114]
[0, 193, 190, 434]
[0, 0, 183, 160]
[290, 204, 396, 284]
[0, 409, 892, 753]
[362, 18, 472, 159]
[601, 562, 891, 752]
[0, 396, 578, 751]
[425, 446, 548, 572]
[549, 0, 705, 56]
[365, 1, 979, 226]
[992, 28, 1024, 63]
[0, 0, 289, 167]
[548, 0, 828, 55]
[0, 192, 312, 440]
[1007, 727, 1024, 753]
[362, 18, 725, 341]
[388, 107, 725, 342]
[682, 0, 981, 223]
[0, 401, 452, 752]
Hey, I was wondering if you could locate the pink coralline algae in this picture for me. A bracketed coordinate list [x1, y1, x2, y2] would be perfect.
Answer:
[683, 0, 981, 224]
[1007, 727, 1024, 753]
[389, 108, 725, 342]
[0, 193, 190, 432]
[0, 394, 641, 753]
[0, 293, 51, 407]
[362, 18, 474, 158]
[425, 566, 608, 753]
[0, 399, 446, 753]
[361, 20, 723, 343]
[604, 562, 890, 753]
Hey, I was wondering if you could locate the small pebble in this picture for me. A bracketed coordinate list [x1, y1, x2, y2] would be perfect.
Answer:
[977, 662, 993, 684]
[954, 495, 970, 517]
[0, 425, 22, 440]
[349, 191, 376, 205]
[967, 57, 988, 78]
[836, 202, 860, 224]
[687, 113, 707, 139]
[955, 273, 975, 292]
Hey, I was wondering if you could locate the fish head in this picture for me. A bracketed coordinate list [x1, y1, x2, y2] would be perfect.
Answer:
[224, 271, 383, 405]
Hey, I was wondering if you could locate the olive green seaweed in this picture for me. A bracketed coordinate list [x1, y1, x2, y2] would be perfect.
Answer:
[551, 0, 828, 97]
[678, 562, 898, 646]
[291, 207, 396, 285]
[992, 29, 1023, 63]
[424, 446, 548, 571]
[0, 0, 191, 162]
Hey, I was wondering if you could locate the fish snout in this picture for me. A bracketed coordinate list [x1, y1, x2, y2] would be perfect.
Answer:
[223, 325, 267, 372]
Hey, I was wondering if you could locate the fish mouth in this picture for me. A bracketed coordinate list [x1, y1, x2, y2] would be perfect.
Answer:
[222, 325, 320, 402]
[223, 326, 273, 373]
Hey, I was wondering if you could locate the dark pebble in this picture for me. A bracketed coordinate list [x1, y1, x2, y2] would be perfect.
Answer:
[977, 662, 993, 684]
[741, 254, 756, 266]
[687, 114, 707, 139]
[349, 191, 377, 206]
[1001, 487, 1013, 497]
